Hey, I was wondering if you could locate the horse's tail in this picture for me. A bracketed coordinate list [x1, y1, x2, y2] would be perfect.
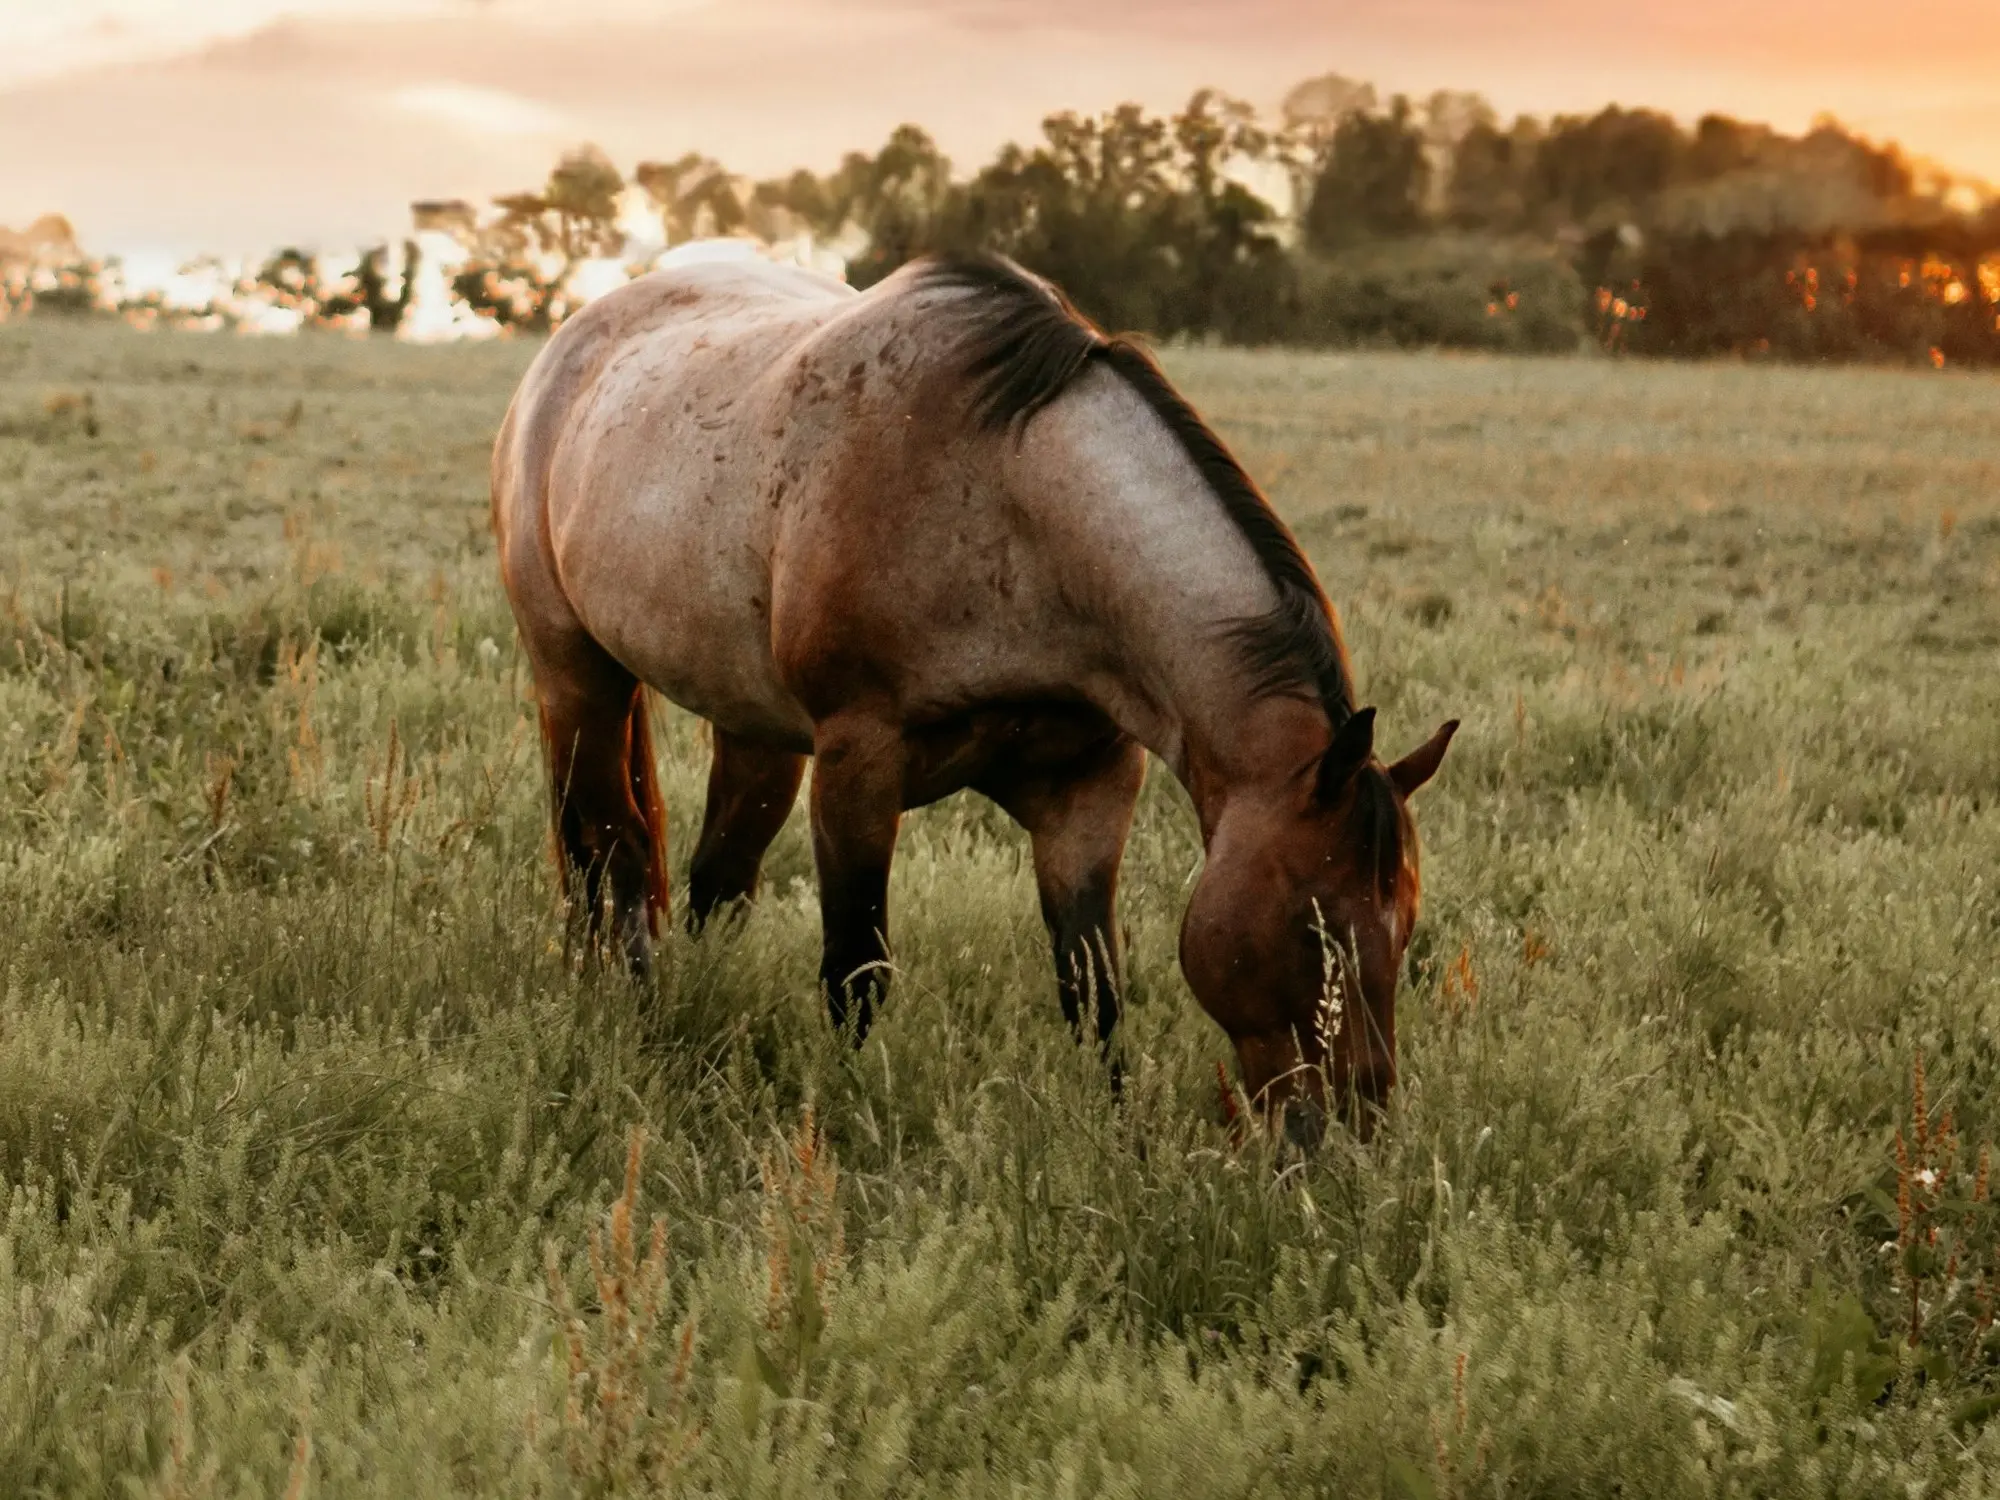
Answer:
[624, 687, 670, 935]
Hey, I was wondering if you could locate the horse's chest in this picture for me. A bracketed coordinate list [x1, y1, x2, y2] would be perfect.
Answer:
[900, 700, 1121, 808]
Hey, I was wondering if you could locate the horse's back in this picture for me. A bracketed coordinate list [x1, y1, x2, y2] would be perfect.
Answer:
[494, 261, 856, 744]
[494, 255, 1113, 750]
[497, 260, 852, 495]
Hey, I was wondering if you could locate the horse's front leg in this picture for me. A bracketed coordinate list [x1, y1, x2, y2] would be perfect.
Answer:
[982, 734, 1147, 1062]
[687, 727, 807, 931]
[808, 714, 907, 1041]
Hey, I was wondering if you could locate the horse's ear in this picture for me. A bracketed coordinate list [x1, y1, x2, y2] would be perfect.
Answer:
[1316, 706, 1376, 803]
[1389, 719, 1459, 798]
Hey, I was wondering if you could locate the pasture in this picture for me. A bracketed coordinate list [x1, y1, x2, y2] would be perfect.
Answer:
[3, 317, 1999, 1496]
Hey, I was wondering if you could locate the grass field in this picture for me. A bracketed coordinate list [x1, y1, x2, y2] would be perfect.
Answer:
[4, 318, 2000, 1497]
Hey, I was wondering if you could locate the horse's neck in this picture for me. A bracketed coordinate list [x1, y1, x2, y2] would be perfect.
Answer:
[1008, 378, 1333, 839]
[1082, 597, 1326, 837]
[1175, 696, 1333, 843]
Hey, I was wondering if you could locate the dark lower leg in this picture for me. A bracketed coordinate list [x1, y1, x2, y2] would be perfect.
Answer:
[540, 679, 662, 977]
[984, 736, 1145, 1063]
[1042, 869, 1124, 1049]
[687, 729, 807, 930]
[809, 716, 905, 1041]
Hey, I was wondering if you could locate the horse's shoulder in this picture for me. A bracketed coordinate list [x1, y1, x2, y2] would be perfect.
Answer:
[771, 263, 983, 382]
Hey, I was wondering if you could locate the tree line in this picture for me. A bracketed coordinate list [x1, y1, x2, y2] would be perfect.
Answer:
[416, 75, 2000, 364]
[19, 72, 2000, 365]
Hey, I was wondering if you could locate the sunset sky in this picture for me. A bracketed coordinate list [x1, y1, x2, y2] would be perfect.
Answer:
[3, 0, 1996, 258]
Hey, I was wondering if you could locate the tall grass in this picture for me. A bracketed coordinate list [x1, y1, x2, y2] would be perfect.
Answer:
[3, 321, 2000, 1494]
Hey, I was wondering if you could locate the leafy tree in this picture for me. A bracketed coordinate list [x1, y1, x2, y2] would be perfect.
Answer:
[1273, 73, 1378, 225]
[383, 75, 1998, 366]
[1795, 119, 1914, 201]
[966, 105, 1182, 327]
[1421, 90, 1496, 148]
[486, 193, 557, 262]
[1280, 73, 1378, 145]
[1686, 113, 1771, 180]
[635, 155, 749, 244]
[1527, 107, 1685, 227]
[355, 242, 419, 334]
[1303, 95, 1429, 251]
[750, 169, 839, 238]
[543, 145, 626, 261]
[837, 126, 963, 286]
[1167, 91, 1292, 339]
[410, 199, 479, 243]
[1446, 120, 1529, 231]
[484, 145, 626, 270]
[256, 247, 321, 304]
[1417, 91, 1497, 216]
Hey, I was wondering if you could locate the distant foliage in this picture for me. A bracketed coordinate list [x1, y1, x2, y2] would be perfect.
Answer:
[1303, 94, 1432, 250]
[11, 73, 1999, 362]
[1581, 223, 2000, 364]
[491, 145, 628, 266]
[252, 242, 420, 333]
[436, 82, 2000, 363]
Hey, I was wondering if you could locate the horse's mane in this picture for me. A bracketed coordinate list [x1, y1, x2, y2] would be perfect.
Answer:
[915, 253, 1356, 721]
[1358, 766, 1406, 897]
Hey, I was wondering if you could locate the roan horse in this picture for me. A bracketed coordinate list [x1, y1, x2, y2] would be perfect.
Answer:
[492, 252, 1455, 1137]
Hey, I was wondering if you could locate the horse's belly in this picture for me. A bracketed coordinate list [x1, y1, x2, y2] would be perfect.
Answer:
[556, 502, 813, 749]
[624, 615, 811, 749]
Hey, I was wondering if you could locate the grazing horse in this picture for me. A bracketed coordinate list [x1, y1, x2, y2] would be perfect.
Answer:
[492, 252, 1455, 1136]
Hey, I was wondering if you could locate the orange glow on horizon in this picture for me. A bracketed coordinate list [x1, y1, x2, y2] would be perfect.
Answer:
[2, 2, 1999, 254]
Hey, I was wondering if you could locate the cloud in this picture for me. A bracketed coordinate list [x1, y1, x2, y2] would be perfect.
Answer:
[0, 0, 723, 85]
[872, 0, 2000, 73]
[0, 2, 1994, 257]
[394, 83, 571, 139]
[0, 1, 410, 85]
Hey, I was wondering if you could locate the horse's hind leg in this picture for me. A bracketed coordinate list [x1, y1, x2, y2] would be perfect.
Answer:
[534, 640, 669, 976]
[687, 728, 806, 930]
[808, 713, 907, 1041]
[980, 734, 1146, 1062]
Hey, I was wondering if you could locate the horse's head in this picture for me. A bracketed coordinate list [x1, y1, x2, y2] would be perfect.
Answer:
[1180, 708, 1456, 1144]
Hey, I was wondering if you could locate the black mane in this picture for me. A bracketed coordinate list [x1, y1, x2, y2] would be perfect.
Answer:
[1358, 766, 1406, 897]
[916, 253, 1356, 720]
